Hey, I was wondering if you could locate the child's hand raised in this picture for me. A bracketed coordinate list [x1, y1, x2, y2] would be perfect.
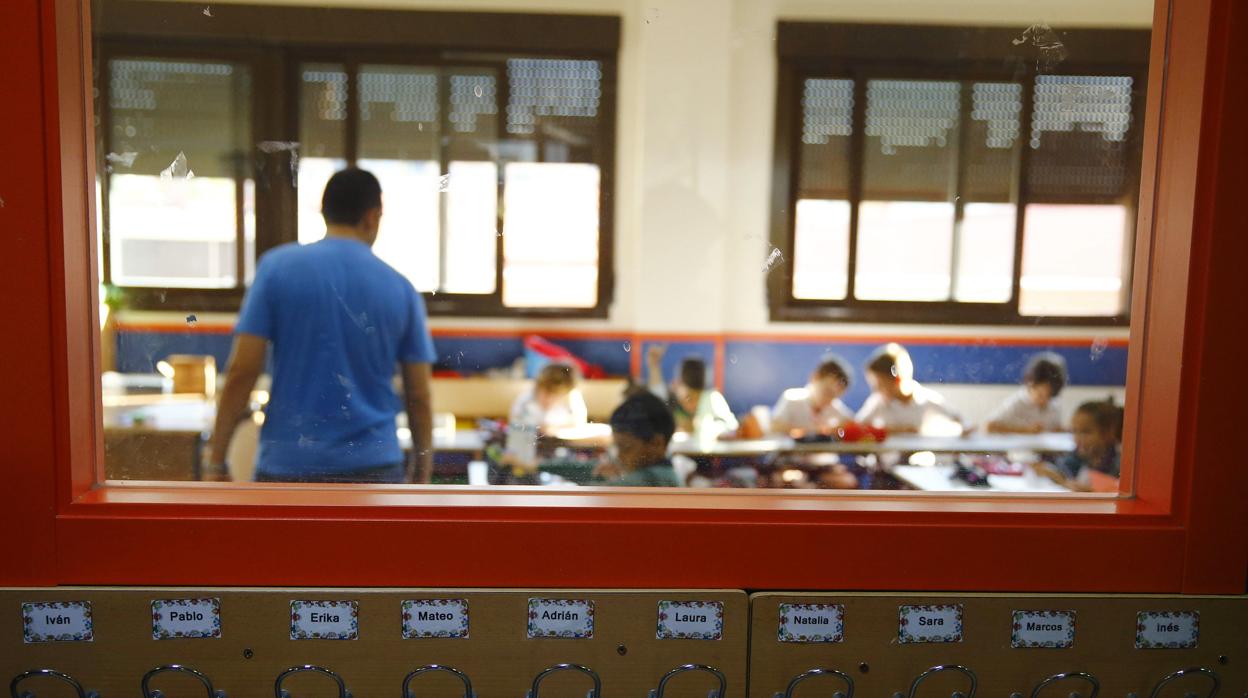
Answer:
[646, 343, 667, 365]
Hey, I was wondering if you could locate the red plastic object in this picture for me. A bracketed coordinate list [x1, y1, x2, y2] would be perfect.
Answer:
[523, 334, 606, 379]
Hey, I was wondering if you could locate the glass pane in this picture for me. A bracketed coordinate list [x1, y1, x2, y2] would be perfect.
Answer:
[856, 80, 961, 301]
[792, 199, 850, 300]
[357, 158, 441, 292]
[297, 64, 348, 244]
[358, 64, 440, 161]
[1029, 75, 1136, 202]
[300, 64, 347, 160]
[862, 80, 960, 202]
[855, 201, 955, 301]
[1020, 204, 1129, 316]
[106, 57, 251, 288]
[954, 203, 1016, 303]
[443, 161, 498, 294]
[502, 163, 600, 308]
[793, 78, 854, 301]
[505, 58, 603, 163]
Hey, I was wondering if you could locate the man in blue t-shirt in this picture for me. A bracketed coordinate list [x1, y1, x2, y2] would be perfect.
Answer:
[206, 168, 437, 483]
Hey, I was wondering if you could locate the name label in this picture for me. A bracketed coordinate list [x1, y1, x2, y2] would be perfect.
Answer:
[152, 598, 221, 640]
[778, 603, 845, 643]
[402, 599, 469, 639]
[899, 604, 963, 644]
[21, 601, 93, 643]
[1135, 611, 1199, 649]
[1011, 610, 1075, 648]
[657, 600, 724, 640]
[527, 599, 594, 639]
[290, 600, 358, 640]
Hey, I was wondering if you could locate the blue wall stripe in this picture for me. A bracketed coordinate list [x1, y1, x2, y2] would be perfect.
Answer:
[116, 330, 1128, 416]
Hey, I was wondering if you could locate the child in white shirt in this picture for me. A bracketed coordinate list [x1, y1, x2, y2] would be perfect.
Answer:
[771, 354, 856, 437]
[855, 343, 963, 434]
[509, 362, 588, 433]
[646, 345, 738, 436]
[984, 352, 1067, 434]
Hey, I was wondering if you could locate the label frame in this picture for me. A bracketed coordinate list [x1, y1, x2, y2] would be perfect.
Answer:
[21, 601, 94, 643]
[289, 600, 359, 641]
[1010, 609, 1076, 649]
[656, 600, 724, 641]
[778, 602, 845, 643]
[151, 598, 222, 640]
[898, 603, 964, 644]
[1135, 610, 1199, 649]
[526, 598, 595, 639]
[401, 599, 470, 639]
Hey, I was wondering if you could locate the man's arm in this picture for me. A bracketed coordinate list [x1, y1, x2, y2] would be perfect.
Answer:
[205, 334, 268, 481]
[402, 362, 434, 484]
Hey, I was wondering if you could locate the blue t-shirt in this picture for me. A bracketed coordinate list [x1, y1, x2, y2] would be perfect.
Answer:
[235, 237, 436, 477]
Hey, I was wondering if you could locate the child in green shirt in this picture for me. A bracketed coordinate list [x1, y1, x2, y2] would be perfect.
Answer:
[594, 391, 682, 487]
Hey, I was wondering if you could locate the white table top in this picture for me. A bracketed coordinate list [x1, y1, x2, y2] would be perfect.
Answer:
[670, 432, 1075, 457]
[891, 464, 1070, 492]
[104, 399, 1074, 460]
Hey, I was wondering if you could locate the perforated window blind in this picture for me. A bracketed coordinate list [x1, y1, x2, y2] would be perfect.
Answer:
[1028, 75, 1136, 202]
[862, 79, 961, 202]
[798, 78, 854, 199]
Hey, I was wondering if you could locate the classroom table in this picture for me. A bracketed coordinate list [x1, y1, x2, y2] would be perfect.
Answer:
[668, 432, 1075, 457]
[891, 464, 1072, 493]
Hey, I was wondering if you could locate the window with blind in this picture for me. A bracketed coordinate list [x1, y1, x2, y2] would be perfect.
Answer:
[95, 10, 617, 316]
[772, 23, 1148, 325]
[102, 57, 255, 293]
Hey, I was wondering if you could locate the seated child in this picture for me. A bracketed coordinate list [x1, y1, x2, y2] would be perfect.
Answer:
[646, 345, 738, 435]
[593, 390, 682, 487]
[984, 352, 1067, 434]
[855, 343, 963, 434]
[509, 362, 588, 433]
[771, 354, 856, 437]
[1040, 399, 1122, 491]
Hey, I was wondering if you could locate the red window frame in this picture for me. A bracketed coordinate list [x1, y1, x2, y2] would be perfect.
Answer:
[1, 0, 1244, 592]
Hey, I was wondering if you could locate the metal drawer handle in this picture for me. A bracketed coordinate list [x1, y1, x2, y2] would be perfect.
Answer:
[10, 669, 98, 698]
[1030, 671, 1099, 698]
[402, 665, 474, 698]
[907, 665, 978, 698]
[142, 664, 225, 698]
[1149, 668, 1220, 698]
[775, 668, 854, 698]
[527, 664, 601, 698]
[650, 664, 727, 698]
[275, 665, 351, 698]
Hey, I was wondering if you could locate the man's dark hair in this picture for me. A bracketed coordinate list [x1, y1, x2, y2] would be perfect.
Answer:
[814, 354, 852, 388]
[610, 391, 676, 444]
[322, 168, 382, 225]
[1024, 352, 1068, 396]
[679, 357, 707, 391]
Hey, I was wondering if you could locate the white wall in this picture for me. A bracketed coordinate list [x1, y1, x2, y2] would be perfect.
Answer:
[135, 0, 1152, 342]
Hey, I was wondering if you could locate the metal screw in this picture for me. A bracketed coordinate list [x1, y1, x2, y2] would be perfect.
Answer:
[858, 663, 869, 674]
[243, 648, 254, 659]
[616, 644, 628, 656]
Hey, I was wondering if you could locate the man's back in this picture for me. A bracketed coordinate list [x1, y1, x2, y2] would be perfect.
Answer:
[236, 237, 435, 478]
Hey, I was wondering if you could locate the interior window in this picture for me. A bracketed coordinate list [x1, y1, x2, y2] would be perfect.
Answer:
[91, 0, 1152, 495]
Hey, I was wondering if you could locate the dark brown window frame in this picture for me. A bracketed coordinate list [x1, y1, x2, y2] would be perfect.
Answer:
[768, 22, 1150, 326]
[94, 2, 620, 318]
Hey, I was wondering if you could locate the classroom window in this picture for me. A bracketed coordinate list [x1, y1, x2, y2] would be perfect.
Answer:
[102, 57, 255, 293]
[772, 25, 1147, 325]
[96, 28, 616, 317]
